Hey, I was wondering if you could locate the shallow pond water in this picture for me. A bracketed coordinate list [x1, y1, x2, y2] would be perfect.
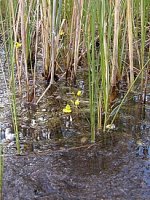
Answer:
[2, 94, 150, 200]
[0, 44, 150, 199]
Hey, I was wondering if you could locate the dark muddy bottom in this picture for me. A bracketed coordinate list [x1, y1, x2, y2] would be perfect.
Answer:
[2, 100, 150, 200]
[2, 139, 150, 200]
[0, 50, 150, 200]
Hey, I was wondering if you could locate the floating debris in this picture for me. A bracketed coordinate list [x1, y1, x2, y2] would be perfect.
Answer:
[5, 128, 15, 142]
[106, 124, 116, 130]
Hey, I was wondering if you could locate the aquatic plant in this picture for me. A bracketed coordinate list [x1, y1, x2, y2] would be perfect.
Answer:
[0, 145, 3, 198]
[0, 0, 149, 144]
[63, 104, 72, 113]
[63, 90, 82, 113]
[0, 0, 20, 154]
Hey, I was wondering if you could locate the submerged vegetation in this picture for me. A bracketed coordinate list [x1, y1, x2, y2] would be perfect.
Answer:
[0, 0, 149, 151]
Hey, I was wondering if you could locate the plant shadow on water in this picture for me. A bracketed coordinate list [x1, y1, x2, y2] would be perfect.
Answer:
[2, 75, 150, 200]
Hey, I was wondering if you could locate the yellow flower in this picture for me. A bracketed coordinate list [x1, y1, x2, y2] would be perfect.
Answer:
[59, 29, 65, 36]
[15, 42, 22, 48]
[75, 99, 80, 106]
[77, 90, 82, 96]
[63, 104, 72, 113]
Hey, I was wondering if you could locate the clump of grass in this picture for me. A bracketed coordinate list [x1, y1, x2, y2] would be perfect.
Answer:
[0, 0, 149, 144]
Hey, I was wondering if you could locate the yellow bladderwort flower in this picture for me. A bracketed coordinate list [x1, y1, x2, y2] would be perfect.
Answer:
[75, 99, 80, 106]
[77, 90, 82, 96]
[59, 29, 65, 36]
[63, 104, 72, 113]
[15, 42, 22, 49]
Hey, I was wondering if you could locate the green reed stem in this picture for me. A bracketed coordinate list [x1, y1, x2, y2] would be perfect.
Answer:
[8, 1, 20, 154]
[10, 42, 20, 154]
[0, 145, 3, 199]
